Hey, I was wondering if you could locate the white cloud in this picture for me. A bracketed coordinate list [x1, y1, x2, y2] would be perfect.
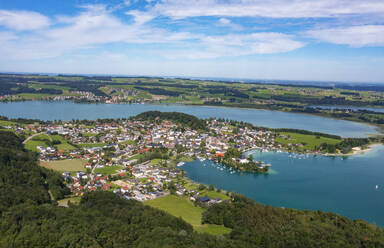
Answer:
[219, 18, 230, 25]
[308, 25, 384, 47]
[152, 0, 384, 19]
[0, 10, 50, 31]
[0, 4, 305, 61]
[0, 31, 17, 42]
[164, 33, 304, 59]
[126, 10, 156, 25]
[217, 18, 243, 30]
[0, 5, 197, 60]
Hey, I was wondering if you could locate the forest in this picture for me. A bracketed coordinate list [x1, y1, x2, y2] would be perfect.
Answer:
[202, 194, 384, 247]
[133, 111, 207, 130]
[1, 129, 384, 247]
[0, 131, 233, 247]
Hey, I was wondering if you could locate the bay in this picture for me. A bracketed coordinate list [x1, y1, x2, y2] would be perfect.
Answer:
[182, 145, 384, 226]
[1, 100, 384, 225]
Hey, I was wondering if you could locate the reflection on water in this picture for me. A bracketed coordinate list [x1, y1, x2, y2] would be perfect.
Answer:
[182, 145, 384, 226]
[0, 101, 379, 137]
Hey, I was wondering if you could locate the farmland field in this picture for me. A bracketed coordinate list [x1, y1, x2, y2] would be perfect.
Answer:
[40, 159, 86, 172]
[94, 165, 123, 175]
[144, 195, 231, 235]
[276, 132, 341, 151]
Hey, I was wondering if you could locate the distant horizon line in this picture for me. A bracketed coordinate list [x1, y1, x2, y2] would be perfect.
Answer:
[1, 70, 383, 86]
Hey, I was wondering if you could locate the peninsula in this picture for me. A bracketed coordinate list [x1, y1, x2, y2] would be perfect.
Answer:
[1, 112, 384, 247]
[1, 111, 382, 203]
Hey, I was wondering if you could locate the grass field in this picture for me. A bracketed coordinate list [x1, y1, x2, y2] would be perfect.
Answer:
[0, 120, 18, 126]
[17, 93, 55, 99]
[184, 182, 230, 200]
[77, 142, 107, 148]
[40, 159, 86, 172]
[57, 196, 81, 207]
[24, 133, 76, 152]
[94, 165, 123, 175]
[276, 132, 341, 151]
[144, 195, 231, 235]
[24, 133, 51, 152]
[82, 132, 97, 137]
[50, 134, 76, 151]
[24, 139, 47, 152]
[150, 158, 162, 165]
[128, 154, 143, 160]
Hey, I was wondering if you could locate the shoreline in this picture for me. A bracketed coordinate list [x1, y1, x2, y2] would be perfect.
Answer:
[244, 143, 382, 158]
[1, 100, 382, 138]
[325, 143, 382, 157]
[2, 98, 384, 122]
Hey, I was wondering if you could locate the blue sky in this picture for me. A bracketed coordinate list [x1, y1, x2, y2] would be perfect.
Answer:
[0, 0, 384, 83]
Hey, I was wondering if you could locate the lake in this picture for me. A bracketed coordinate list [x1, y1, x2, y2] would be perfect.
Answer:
[312, 105, 384, 113]
[0, 101, 379, 137]
[1, 100, 384, 225]
[182, 145, 384, 226]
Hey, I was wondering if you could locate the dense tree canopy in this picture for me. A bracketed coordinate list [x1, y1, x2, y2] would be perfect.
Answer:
[203, 194, 384, 247]
[133, 111, 207, 130]
[1, 127, 384, 247]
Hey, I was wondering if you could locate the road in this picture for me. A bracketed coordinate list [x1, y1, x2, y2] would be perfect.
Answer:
[22, 132, 46, 144]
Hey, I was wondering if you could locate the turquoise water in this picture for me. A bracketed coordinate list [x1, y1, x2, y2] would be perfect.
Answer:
[1, 100, 384, 225]
[0, 101, 379, 137]
[182, 145, 384, 226]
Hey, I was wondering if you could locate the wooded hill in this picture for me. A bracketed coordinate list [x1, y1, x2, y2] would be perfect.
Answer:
[1, 131, 384, 247]
[133, 111, 207, 130]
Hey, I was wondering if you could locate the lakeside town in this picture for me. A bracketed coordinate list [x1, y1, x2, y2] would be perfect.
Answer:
[1, 113, 283, 203]
[2, 111, 379, 205]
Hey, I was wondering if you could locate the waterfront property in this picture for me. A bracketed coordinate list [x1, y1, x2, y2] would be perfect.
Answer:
[0, 101, 379, 137]
[182, 146, 384, 226]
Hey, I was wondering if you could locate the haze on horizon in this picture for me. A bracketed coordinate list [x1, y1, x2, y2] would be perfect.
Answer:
[1, 0, 384, 83]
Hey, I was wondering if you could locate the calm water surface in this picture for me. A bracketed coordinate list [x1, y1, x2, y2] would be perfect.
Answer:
[312, 105, 384, 113]
[0, 101, 379, 137]
[1, 100, 384, 225]
[182, 146, 384, 226]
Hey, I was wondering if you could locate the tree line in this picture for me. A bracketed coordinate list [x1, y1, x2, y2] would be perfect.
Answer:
[1, 128, 384, 247]
[133, 111, 207, 130]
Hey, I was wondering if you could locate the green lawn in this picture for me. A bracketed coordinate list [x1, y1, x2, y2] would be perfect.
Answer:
[184, 182, 230, 200]
[0, 120, 18, 126]
[144, 195, 231, 236]
[50, 134, 76, 151]
[200, 190, 230, 200]
[82, 132, 97, 137]
[128, 154, 143, 160]
[94, 165, 123, 175]
[24, 139, 47, 152]
[24, 133, 76, 152]
[24, 133, 51, 152]
[276, 132, 341, 151]
[40, 159, 86, 172]
[29, 83, 70, 91]
[77, 142, 107, 148]
[56, 143, 76, 151]
[57, 196, 81, 207]
[150, 158, 162, 165]
[17, 93, 55, 99]
[119, 140, 136, 145]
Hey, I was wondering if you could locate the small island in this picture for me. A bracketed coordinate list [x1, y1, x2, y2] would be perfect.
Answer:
[2, 111, 384, 246]
[215, 148, 270, 173]
[1, 110, 382, 184]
